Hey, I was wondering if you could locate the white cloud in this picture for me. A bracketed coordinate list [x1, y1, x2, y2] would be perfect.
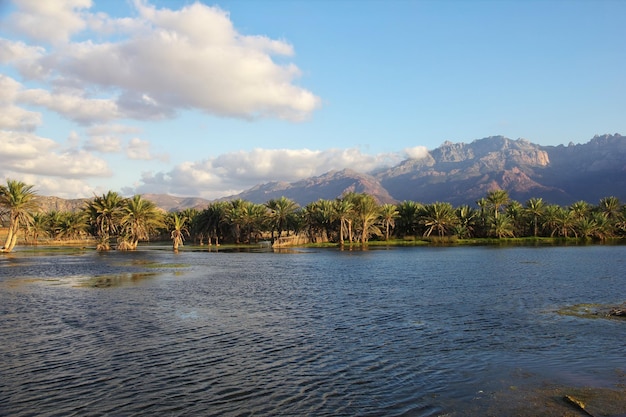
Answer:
[126, 137, 167, 161]
[4, 1, 320, 123]
[131, 147, 403, 199]
[0, 39, 42, 63]
[0, 74, 41, 131]
[84, 136, 122, 153]
[17, 88, 119, 124]
[86, 124, 141, 136]
[0, 130, 110, 178]
[0, 104, 41, 131]
[0, 171, 98, 199]
[404, 146, 429, 160]
[6, 0, 92, 44]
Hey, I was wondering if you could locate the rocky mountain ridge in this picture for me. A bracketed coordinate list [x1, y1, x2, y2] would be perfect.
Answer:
[36, 134, 626, 211]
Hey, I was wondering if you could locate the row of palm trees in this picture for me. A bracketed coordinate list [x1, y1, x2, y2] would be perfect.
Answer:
[2, 178, 626, 253]
[187, 191, 626, 244]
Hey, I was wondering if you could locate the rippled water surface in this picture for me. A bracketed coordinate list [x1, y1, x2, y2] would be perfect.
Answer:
[1, 245, 625, 416]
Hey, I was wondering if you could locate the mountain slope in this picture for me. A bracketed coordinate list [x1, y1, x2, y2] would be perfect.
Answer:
[228, 169, 396, 206]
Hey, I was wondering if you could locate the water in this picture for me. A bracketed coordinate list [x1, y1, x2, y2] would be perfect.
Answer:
[1, 245, 625, 416]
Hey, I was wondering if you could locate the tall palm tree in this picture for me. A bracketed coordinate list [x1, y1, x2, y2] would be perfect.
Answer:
[84, 191, 124, 251]
[242, 202, 268, 243]
[225, 199, 248, 243]
[169, 212, 189, 251]
[485, 189, 510, 220]
[332, 197, 354, 246]
[118, 195, 164, 250]
[379, 203, 398, 241]
[199, 201, 229, 246]
[505, 200, 524, 236]
[542, 204, 562, 237]
[0, 179, 40, 252]
[351, 194, 381, 244]
[303, 199, 335, 243]
[524, 197, 545, 237]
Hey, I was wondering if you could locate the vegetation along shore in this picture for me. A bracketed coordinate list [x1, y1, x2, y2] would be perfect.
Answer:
[1, 179, 626, 253]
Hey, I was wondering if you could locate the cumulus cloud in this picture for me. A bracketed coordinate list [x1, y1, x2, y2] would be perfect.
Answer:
[3, 1, 320, 123]
[5, 0, 92, 44]
[126, 137, 167, 161]
[0, 171, 99, 199]
[17, 88, 119, 124]
[0, 74, 41, 130]
[0, 130, 111, 178]
[131, 147, 403, 199]
[84, 135, 122, 153]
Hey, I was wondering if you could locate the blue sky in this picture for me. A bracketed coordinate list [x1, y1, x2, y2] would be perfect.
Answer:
[1, 0, 624, 199]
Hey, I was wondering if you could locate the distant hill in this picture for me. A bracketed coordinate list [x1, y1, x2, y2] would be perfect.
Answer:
[36, 134, 626, 211]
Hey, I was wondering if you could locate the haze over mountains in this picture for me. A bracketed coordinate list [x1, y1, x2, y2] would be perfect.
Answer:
[40, 134, 626, 212]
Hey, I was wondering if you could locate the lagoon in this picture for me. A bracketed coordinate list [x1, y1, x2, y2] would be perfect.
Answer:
[1, 245, 625, 416]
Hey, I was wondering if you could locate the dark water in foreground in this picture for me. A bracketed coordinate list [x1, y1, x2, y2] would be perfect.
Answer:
[0, 245, 625, 416]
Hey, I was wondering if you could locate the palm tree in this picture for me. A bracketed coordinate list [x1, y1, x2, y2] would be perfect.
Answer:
[420, 202, 457, 238]
[84, 191, 124, 250]
[590, 212, 613, 241]
[266, 197, 299, 243]
[169, 212, 188, 251]
[0, 179, 40, 252]
[598, 196, 621, 220]
[396, 200, 422, 238]
[118, 195, 164, 250]
[242, 202, 268, 243]
[225, 199, 248, 243]
[454, 205, 477, 238]
[379, 203, 398, 241]
[524, 197, 545, 237]
[542, 204, 562, 237]
[55, 211, 88, 241]
[351, 194, 381, 244]
[575, 217, 598, 240]
[569, 200, 590, 221]
[332, 197, 354, 246]
[303, 199, 335, 243]
[485, 189, 510, 220]
[488, 214, 515, 238]
[555, 208, 576, 238]
[505, 200, 524, 236]
[198, 201, 229, 246]
[27, 213, 50, 245]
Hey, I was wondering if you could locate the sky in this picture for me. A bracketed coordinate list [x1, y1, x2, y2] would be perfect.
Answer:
[1, 0, 625, 200]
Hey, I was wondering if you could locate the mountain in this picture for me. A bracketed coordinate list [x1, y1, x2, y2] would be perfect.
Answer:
[377, 135, 565, 205]
[35, 196, 90, 213]
[230, 134, 626, 207]
[35, 134, 626, 211]
[140, 194, 211, 212]
[228, 169, 396, 206]
[35, 194, 212, 213]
